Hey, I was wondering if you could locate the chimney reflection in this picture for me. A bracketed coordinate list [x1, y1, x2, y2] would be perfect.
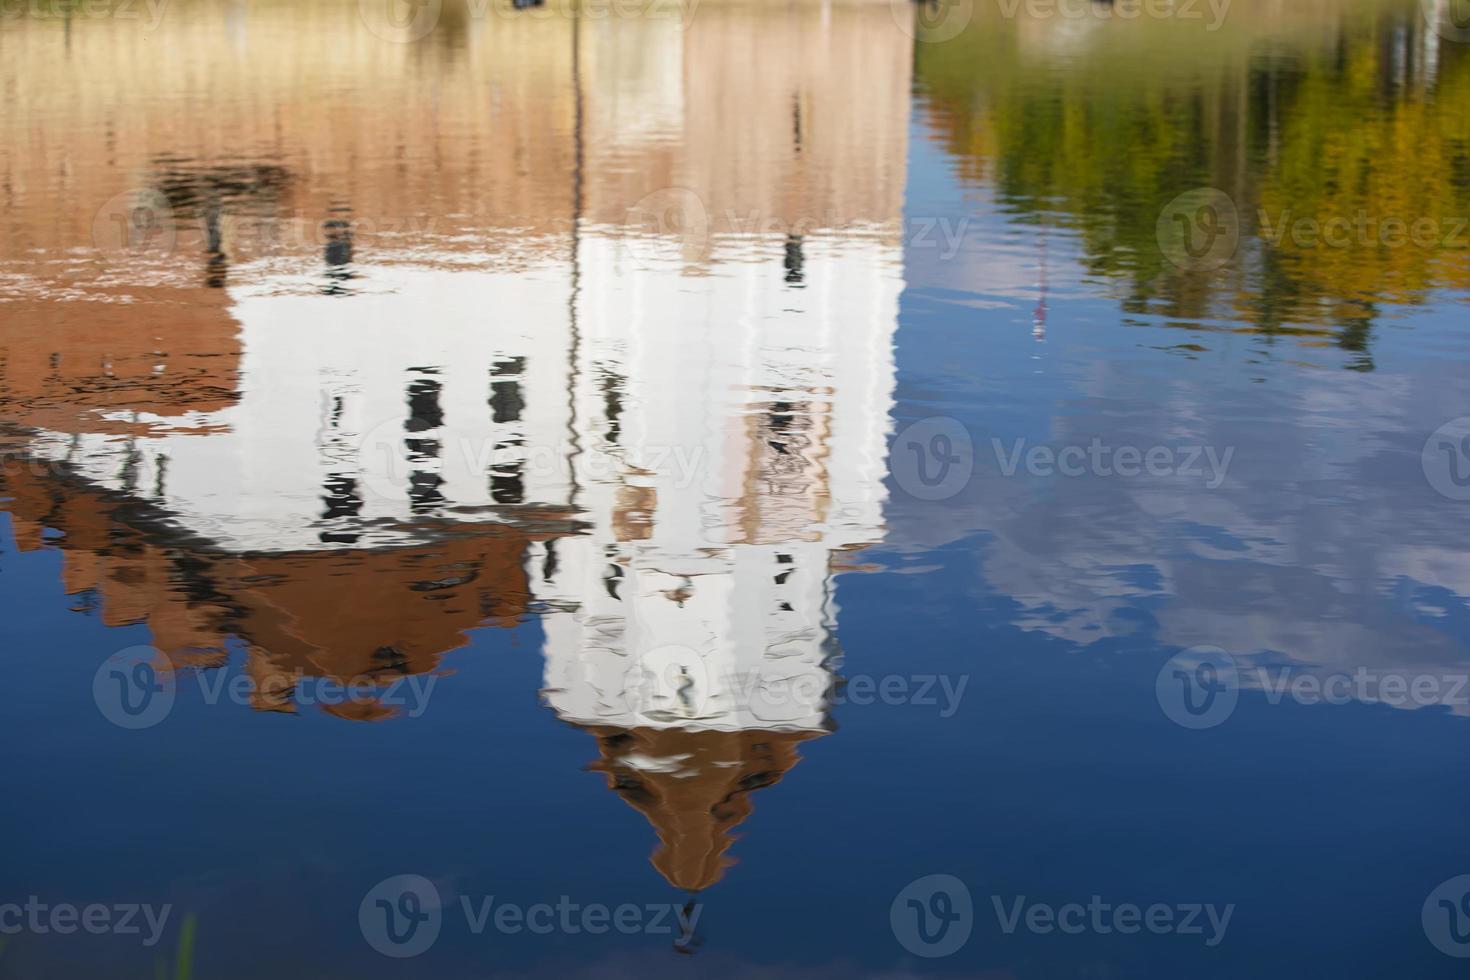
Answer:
[204, 201, 227, 289]
[322, 216, 355, 295]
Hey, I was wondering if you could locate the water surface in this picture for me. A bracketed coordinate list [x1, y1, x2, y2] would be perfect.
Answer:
[2, 0, 1470, 976]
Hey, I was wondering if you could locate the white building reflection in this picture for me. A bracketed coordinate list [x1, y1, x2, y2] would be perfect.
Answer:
[2, 0, 909, 889]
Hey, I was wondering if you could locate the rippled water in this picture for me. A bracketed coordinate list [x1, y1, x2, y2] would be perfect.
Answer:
[2, 0, 1470, 976]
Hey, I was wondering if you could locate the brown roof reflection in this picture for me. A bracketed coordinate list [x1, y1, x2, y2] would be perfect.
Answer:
[1, 456, 568, 719]
[582, 725, 822, 892]
[0, 288, 242, 435]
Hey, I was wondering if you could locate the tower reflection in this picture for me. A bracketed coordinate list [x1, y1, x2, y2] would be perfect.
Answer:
[0, 0, 909, 897]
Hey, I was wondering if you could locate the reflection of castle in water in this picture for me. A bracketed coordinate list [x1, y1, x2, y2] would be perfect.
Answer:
[0, 0, 909, 892]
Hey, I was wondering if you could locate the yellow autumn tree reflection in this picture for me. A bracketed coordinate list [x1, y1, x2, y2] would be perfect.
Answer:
[915, 0, 1470, 368]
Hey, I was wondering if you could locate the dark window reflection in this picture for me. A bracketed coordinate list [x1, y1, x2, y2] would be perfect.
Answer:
[321, 473, 362, 520]
[406, 379, 443, 432]
[784, 234, 804, 286]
